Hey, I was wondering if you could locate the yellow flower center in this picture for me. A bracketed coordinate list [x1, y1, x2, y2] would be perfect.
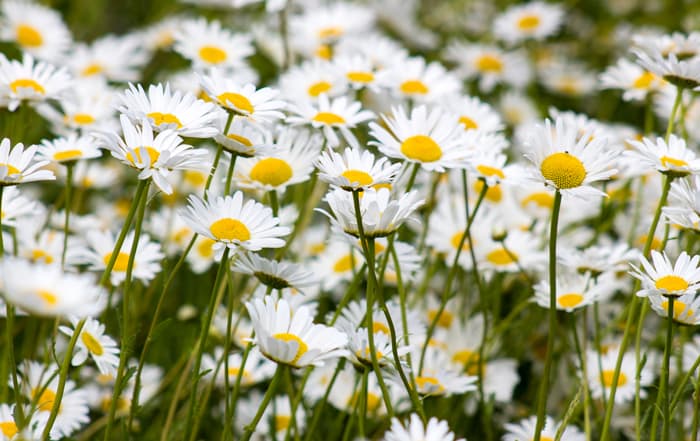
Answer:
[217, 92, 254, 114]
[459, 116, 479, 130]
[72, 113, 96, 125]
[655, 275, 689, 292]
[209, 218, 251, 242]
[450, 231, 470, 251]
[347, 71, 374, 83]
[400, 135, 442, 162]
[16, 24, 43, 47]
[226, 133, 253, 146]
[81, 331, 104, 355]
[557, 293, 584, 309]
[531, 438, 553, 441]
[184, 170, 206, 186]
[198, 45, 227, 64]
[602, 370, 627, 387]
[81, 63, 103, 76]
[53, 150, 83, 162]
[476, 54, 503, 73]
[415, 376, 445, 394]
[400, 79, 429, 95]
[633, 71, 656, 89]
[312, 112, 346, 125]
[660, 156, 688, 169]
[32, 387, 57, 412]
[31, 249, 54, 264]
[103, 252, 131, 272]
[315, 45, 332, 60]
[372, 322, 390, 335]
[272, 333, 308, 365]
[522, 192, 554, 209]
[517, 14, 541, 30]
[476, 165, 505, 179]
[333, 254, 354, 273]
[308, 81, 332, 97]
[486, 248, 517, 265]
[147, 112, 183, 128]
[427, 309, 454, 328]
[249, 158, 293, 187]
[197, 238, 215, 257]
[126, 146, 160, 167]
[275, 415, 292, 431]
[341, 169, 373, 186]
[10, 78, 45, 95]
[452, 350, 482, 376]
[661, 300, 690, 319]
[474, 180, 503, 202]
[318, 26, 343, 40]
[348, 391, 381, 412]
[37, 289, 58, 306]
[540, 152, 586, 189]
[0, 421, 18, 438]
[1, 163, 21, 175]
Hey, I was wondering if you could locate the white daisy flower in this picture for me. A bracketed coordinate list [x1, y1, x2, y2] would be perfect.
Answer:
[0, 137, 55, 186]
[290, 2, 374, 47]
[600, 57, 666, 102]
[37, 133, 102, 165]
[201, 346, 276, 388]
[0, 53, 71, 111]
[324, 365, 393, 416]
[370, 105, 470, 172]
[287, 94, 374, 149]
[540, 61, 598, 97]
[648, 292, 700, 325]
[522, 116, 619, 199]
[407, 346, 477, 397]
[533, 272, 603, 312]
[321, 187, 423, 239]
[335, 33, 409, 72]
[279, 59, 347, 102]
[630, 250, 700, 298]
[237, 393, 306, 440]
[378, 57, 460, 103]
[0, 403, 20, 440]
[663, 175, 700, 231]
[332, 54, 381, 91]
[1, 186, 39, 228]
[634, 49, 700, 90]
[0, 0, 72, 62]
[231, 252, 318, 291]
[311, 240, 365, 291]
[67, 34, 149, 82]
[383, 414, 464, 441]
[213, 116, 276, 157]
[625, 134, 700, 177]
[118, 82, 221, 138]
[245, 296, 348, 368]
[315, 147, 401, 192]
[443, 95, 504, 134]
[96, 115, 209, 194]
[18, 227, 65, 266]
[493, 1, 564, 45]
[200, 69, 286, 122]
[174, 18, 253, 69]
[586, 348, 653, 404]
[186, 236, 217, 274]
[445, 42, 532, 92]
[0, 258, 105, 318]
[179, 191, 290, 254]
[59, 316, 120, 375]
[340, 325, 411, 369]
[503, 415, 585, 441]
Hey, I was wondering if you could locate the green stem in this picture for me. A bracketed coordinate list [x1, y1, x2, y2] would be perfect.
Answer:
[269, 190, 279, 217]
[4, 304, 25, 426]
[0, 185, 4, 257]
[570, 314, 591, 441]
[666, 88, 683, 142]
[240, 364, 284, 441]
[660, 297, 675, 441]
[533, 189, 562, 441]
[42, 318, 86, 439]
[61, 162, 74, 269]
[302, 359, 345, 441]
[224, 153, 238, 195]
[670, 350, 700, 411]
[358, 368, 368, 439]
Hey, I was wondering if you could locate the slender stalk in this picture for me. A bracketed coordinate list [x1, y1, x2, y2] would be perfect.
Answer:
[302, 359, 346, 441]
[224, 153, 238, 195]
[4, 304, 25, 426]
[42, 318, 86, 439]
[269, 190, 279, 217]
[670, 350, 700, 411]
[660, 298, 675, 441]
[205, 111, 235, 199]
[240, 364, 284, 441]
[692, 367, 700, 441]
[358, 368, 368, 439]
[222, 270, 239, 441]
[282, 366, 300, 441]
[61, 162, 74, 268]
[665, 88, 683, 141]
[533, 189, 562, 441]
[0, 185, 4, 257]
[229, 341, 254, 433]
[570, 314, 591, 441]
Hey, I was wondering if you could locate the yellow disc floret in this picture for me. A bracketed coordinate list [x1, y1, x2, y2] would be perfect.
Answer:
[249, 158, 293, 187]
[272, 333, 308, 365]
[540, 152, 586, 189]
[400, 135, 442, 163]
[209, 218, 251, 242]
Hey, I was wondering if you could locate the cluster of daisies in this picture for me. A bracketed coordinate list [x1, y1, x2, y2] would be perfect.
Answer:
[2, 0, 700, 440]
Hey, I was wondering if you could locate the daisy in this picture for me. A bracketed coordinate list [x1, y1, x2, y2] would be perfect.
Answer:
[325, 365, 393, 416]
[333, 54, 381, 91]
[18, 227, 65, 266]
[503, 415, 585, 441]
[443, 95, 504, 134]
[1, 186, 39, 228]
[586, 348, 653, 404]
[37, 133, 102, 165]
[0, 257, 105, 317]
[287, 94, 374, 149]
[340, 325, 411, 369]
[180, 191, 290, 253]
[201, 346, 276, 388]
[0, 54, 71, 112]
[0, 138, 55, 186]
[663, 175, 700, 231]
[493, 1, 564, 45]
[67, 34, 149, 82]
[312, 240, 365, 290]
[315, 147, 401, 192]
[634, 49, 700, 90]
[370, 105, 470, 172]
[0, 0, 72, 62]
[0, 403, 19, 440]
[174, 18, 253, 70]
[540, 61, 598, 97]
[335, 34, 409, 72]
[408, 346, 477, 397]
[199, 69, 286, 122]
[383, 414, 464, 441]
[533, 272, 602, 312]
[186, 235, 217, 274]
[59, 316, 120, 375]
[445, 42, 531, 92]
[233, 128, 320, 192]
[279, 59, 347, 102]
[231, 252, 318, 291]
[322, 187, 423, 239]
[290, 2, 374, 47]
[625, 134, 700, 178]
[96, 115, 209, 194]
[378, 57, 460, 103]
[213, 116, 276, 157]
[522, 116, 619, 198]
[648, 292, 700, 325]
[476, 228, 544, 273]
[630, 250, 700, 297]
[600, 58, 666, 101]
[246, 296, 347, 368]
[69, 229, 164, 286]
[238, 393, 306, 440]
[118, 82, 221, 138]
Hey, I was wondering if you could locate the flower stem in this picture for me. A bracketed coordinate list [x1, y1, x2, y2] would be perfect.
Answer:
[4, 304, 25, 427]
[240, 364, 284, 441]
[665, 87, 683, 142]
[224, 153, 238, 195]
[533, 189, 562, 441]
[302, 359, 345, 441]
[61, 162, 74, 269]
[42, 318, 86, 439]
[269, 190, 279, 217]
[660, 297, 675, 441]
[206, 112, 235, 199]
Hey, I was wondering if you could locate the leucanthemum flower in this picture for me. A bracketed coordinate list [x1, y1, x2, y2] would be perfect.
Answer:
[370, 105, 470, 172]
[339, 324, 411, 369]
[383, 414, 464, 441]
[406, 346, 477, 397]
[59, 316, 120, 375]
[67, 34, 149, 82]
[118, 82, 221, 138]
[97, 115, 209, 194]
[443, 95, 504, 134]
[287, 94, 374, 149]
[213, 116, 276, 157]
[0, 258, 105, 318]
[523, 116, 619, 198]
[201, 346, 276, 388]
[279, 59, 347, 102]
[648, 292, 700, 325]
[231, 252, 318, 292]
[174, 18, 253, 69]
[37, 133, 102, 165]
[634, 49, 700, 89]
[245, 296, 348, 368]
[321, 187, 423, 239]
[630, 250, 700, 298]
[625, 134, 700, 177]
[0, 0, 72, 62]
[290, 2, 374, 47]
[493, 1, 564, 45]
[200, 69, 286, 123]
[1, 186, 39, 227]
[0, 53, 71, 111]
[533, 272, 603, 312]
[379, 57, 460, 103]
[333, 54, 382, 91]
[586, 348, 653, 404]
[445, 42, 531, 93]
[600, 58, 666, 102]
[663, 175, 700, 231]
[315, 147, 401, 191]
[503, 415, 585, 441]
[0, 138, 55, 186]
[180, 191, 290, 254]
